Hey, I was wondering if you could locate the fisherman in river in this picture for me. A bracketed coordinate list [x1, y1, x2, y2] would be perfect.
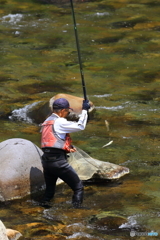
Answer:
[40, 98, 90, 208]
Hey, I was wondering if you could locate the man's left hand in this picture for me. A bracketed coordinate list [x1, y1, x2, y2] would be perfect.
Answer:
[70, 147, 76, 152]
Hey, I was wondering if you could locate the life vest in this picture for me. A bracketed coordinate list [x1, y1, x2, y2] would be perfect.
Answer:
[41, 116, 73, 153]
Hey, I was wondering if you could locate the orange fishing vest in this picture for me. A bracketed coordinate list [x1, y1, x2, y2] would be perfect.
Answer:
[41, 117, 72, 153]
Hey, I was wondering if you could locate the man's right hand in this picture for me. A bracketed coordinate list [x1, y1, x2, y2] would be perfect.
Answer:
[82, 99, 90, 111]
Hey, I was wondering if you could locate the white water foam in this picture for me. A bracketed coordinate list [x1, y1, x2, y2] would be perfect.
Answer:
[1, 13, 45, 30]
[95, 12, 110, 17]
[9, 101, 41, 123]
[96, 105, 124, 110]
[67, 232, 102, 239]
[94, 94, 112, 98]
[119, 215, 138, 229]
[1, 13, 23, 24]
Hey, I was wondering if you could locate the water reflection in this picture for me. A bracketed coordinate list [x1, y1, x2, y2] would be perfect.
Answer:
[0, 0, 160, 239]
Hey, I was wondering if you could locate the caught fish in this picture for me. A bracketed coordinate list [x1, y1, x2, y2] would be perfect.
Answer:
[102, 140, 113, 148]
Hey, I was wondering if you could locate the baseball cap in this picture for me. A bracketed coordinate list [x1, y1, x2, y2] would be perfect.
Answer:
[53, 98, 73, 110]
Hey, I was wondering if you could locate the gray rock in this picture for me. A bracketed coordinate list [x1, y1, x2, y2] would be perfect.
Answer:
[0, 138, 45, 201]
[0, 138, 129, 201]
[10, 93, 95, 124]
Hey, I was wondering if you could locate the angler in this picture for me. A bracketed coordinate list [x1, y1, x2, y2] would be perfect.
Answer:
[40, 97, 90, 208]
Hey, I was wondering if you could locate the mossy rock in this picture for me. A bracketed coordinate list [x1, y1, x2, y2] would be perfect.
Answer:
[89, 211, 127, 229]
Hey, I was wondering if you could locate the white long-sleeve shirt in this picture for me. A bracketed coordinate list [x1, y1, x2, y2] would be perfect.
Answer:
[53, 110, 88, 140]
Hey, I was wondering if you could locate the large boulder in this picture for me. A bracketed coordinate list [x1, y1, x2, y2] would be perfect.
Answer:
[0, 138, 129, 202]
[10, 93, 95, 124]
[50, 93, 95, 121]
[0, 138, 45, 202]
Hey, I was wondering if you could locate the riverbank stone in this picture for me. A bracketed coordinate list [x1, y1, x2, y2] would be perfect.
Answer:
[0, 220, 22, 240]
[0, 220, 8, 240]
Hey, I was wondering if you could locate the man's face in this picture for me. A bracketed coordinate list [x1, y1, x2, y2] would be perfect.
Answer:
[61, 108, 70, 118]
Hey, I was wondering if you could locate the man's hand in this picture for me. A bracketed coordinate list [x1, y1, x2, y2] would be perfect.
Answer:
[82, 99, 90, 111]
[70, 147, 76, 152]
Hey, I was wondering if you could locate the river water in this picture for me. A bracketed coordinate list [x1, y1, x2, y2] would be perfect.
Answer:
[0, 0, 160, 239]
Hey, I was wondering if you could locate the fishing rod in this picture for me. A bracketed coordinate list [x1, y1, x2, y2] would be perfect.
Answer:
[70, 0, 88, 101]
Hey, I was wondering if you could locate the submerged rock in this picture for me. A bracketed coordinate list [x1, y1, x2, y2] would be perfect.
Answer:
[0, 138, 129, 201]
[89, 211, 127, 230]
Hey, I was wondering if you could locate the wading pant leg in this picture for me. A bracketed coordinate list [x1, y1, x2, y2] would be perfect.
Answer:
[43, 165, 58, 202]
[58, 162, 84, 205]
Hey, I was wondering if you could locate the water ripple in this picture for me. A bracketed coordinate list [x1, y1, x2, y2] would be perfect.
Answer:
[96, 105, 124, 110]
[93, 94, 112, 98]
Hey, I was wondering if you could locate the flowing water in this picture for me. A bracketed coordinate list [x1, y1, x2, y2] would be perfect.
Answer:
[0, 0, 160, 239]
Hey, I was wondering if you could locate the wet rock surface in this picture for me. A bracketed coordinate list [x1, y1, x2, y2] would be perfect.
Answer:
[0, 138, 44, 202]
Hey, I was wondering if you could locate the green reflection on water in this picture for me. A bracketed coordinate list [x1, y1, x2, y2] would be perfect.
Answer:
[0, 0, 160, 239]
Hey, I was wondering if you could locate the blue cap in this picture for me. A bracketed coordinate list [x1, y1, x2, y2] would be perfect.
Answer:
[53, 98, 73, 110]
